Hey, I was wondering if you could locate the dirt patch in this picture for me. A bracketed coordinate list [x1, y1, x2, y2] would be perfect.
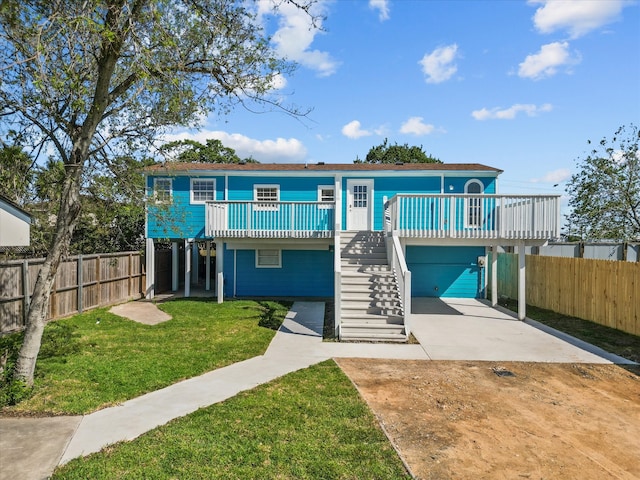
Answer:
[337, 359, 640, 480]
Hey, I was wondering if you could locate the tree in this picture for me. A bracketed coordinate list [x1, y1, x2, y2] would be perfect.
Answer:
[160, 138, 258, 164]
[0, 146, 34, 205]
[0, 0, 315, 386]
[566, 124, 640, 241]
[355, 138, 442, 164]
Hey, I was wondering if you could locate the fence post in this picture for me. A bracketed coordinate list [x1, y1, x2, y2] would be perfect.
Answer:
[128, 252, 133, 298]
[22, 259, 30, 326]
[77, 255, 83, 313]
[96, 255, 101, 307]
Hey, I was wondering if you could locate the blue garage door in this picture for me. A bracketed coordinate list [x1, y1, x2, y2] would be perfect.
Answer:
[406, 246, 485, 298]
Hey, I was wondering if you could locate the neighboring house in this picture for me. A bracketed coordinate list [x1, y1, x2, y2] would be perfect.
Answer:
[0, 194, 31, 247]
[144, 163, 560, 341]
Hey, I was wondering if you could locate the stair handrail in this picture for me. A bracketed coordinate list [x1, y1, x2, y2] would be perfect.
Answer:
[389, 233, 411, 338]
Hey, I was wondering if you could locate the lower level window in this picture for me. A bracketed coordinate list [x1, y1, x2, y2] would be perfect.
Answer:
[256, 249, 281, 268]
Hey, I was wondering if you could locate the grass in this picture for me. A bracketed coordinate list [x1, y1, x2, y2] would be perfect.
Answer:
[499, 298, 640, 363]
[1, 299, 291, 415]
[52, 360, 410, 480]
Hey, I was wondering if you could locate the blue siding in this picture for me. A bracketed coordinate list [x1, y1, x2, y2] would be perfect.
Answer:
[407, 246, 485, 298]
[225, 248, 334, 297]
[227, 176, 334, 201]
[341, 176, 442, 231]
[146, 171, 499, 238]
[146, 175, 224, 239]
[443, 176, 496, 194]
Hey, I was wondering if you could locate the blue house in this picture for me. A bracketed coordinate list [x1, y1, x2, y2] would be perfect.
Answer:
[145, 162, 560, 341]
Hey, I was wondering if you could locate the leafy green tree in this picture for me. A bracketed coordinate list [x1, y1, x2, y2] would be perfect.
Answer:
[1, 0, 315, 386]
[566, 124, 639, 241]
[160, 139, 258, 164]
[0, 146, 34, 205]
[355, 138, 442, 164]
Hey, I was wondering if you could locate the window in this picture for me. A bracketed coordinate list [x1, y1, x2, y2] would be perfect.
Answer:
[191, 178, 216, 204]
[254, 185, 279, 211]
[352, 184, 368, 208]
[317, 185, 335, 208]
[465, 180, 483, 228]
[256, 249, 281, 268]
[153, 178, 172, 203]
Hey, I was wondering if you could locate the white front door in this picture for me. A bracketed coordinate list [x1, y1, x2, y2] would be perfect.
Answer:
[347, 179, 373, 230]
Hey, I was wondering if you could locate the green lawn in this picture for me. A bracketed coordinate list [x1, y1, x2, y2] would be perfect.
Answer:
[53, 361, 410, 480]
[500, 298, 640, 363]
[1, 299, 290, 415]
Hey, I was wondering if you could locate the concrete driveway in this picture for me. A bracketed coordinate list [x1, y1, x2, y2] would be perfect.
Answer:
[410, 297, 634, 364]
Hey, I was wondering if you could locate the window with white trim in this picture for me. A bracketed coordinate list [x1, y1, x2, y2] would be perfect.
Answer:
[256, 249, 281, 268]
[317, 185, 335, 208]
[153, 178, 172, 204]
[191, 178, 216, 204]
[465, 180, 483, 228]
[254, 185, 279, 211]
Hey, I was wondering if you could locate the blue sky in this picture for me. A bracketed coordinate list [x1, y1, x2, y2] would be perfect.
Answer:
[165, 0, 640, 198]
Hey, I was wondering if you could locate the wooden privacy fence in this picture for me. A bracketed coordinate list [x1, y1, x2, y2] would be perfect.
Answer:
[492, 253, 640, 336]
[0, 252, 146, 334]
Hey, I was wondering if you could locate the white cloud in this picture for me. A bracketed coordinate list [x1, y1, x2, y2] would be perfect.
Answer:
[419, 44, 459, 84]
[531, 168, 572, 184]
[530, 0, 625, 38]
[399, 117, 436, 136]
[518, 41, 579, 80]
[342, 120, 372, 139]
[259, 0, 339, 77]
[162, 130, 307, 163]
[471, 103, 553, 120]
[369, 0, 390, 21]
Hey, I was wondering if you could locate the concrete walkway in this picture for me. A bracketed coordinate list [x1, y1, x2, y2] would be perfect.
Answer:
[0, 299, 634, 480]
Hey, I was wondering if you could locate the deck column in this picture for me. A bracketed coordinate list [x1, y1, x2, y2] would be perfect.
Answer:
[491, 245, 498, 306]
[184, 239, 192, 297]
[215, 240, 224, 297]
[205, 240, 211, 291]
[518, 242, 526, 320]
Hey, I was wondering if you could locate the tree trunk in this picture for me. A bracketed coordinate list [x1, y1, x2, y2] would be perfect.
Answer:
[13, 166, 83, 386]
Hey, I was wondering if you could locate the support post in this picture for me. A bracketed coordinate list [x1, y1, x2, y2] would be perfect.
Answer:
[205, 240, 211, 291]
[518, 242, 526, 320]
[184, 239, 191, 298]
[171, 241, 179, 291]
[491, 246, 498, 306]
[145, 238, 155, 299]
[215, 240, 224, 297]
[217, 272, 224, 304]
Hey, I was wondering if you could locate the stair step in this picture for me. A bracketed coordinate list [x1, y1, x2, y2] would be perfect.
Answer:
[341, 265, 391, 273]
[341, 294, 400, 302]
[341, 252, 387, 259]
[341, 312, 404, 322]
[341, 259, 388, 266]
[340, 331, 408, 342]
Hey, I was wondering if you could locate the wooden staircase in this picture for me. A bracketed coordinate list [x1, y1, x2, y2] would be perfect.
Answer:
[339, 231, 407, 342]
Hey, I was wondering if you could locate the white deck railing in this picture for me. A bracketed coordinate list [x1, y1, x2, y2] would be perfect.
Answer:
[206, 201, 335, 238]
[385, 194, 560, 240]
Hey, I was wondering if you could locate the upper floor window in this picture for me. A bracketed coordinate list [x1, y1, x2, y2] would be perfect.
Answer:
[465, 180, 484, 228]
[317, 185, 335, 208]
[153, 178, 172, 204]
[191, 178, 216, 204]
[254, 184, 279, 211]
